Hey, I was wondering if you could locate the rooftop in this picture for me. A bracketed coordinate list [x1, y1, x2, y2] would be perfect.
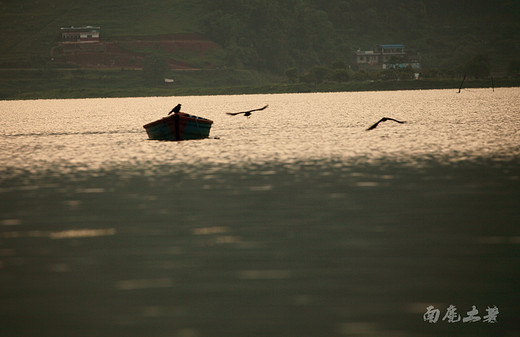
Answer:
[60, 26, 100, 31]
[377, 44, 405, 48]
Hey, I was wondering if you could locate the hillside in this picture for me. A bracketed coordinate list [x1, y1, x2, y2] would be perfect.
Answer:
[2, 0, 519, 71]
[202, 0, 520, 75]
[51, 34, 222, 70]
[0, 0, 519, 99]
[0, 0, 214, 68]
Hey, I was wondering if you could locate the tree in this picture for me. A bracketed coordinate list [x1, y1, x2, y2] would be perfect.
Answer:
[353, 70, 368, 81]
[421, 68, 441, 79]
[331, 59, 347, 69]
[508, 60, 520, 77]
[308, 66, 329, 85]
[464, 55, 491, 79]
[331, 69, 350, 82]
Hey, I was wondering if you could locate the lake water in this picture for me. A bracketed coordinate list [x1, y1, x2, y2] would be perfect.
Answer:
[1, 89, 519, 337]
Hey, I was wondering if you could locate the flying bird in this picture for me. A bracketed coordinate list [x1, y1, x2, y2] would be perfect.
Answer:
[366, 117, 406, 131]
[226, 105, 268, 117]
[168, 104, 181, 115]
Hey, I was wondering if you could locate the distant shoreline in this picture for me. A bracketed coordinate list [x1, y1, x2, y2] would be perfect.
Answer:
[1, 76, 518, 100]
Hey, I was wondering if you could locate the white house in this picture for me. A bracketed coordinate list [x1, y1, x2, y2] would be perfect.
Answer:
[355, 44, 420, 69]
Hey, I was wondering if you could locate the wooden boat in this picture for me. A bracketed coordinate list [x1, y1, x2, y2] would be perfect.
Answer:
[143, 113, 213, 141]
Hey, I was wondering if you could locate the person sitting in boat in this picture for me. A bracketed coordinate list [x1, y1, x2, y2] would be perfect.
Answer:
[169, 104, 181, 115]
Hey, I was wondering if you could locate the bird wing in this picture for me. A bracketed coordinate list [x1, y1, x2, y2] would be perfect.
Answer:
[367, 117, 406, 130]
[226, 105, 268, 116]
[385, 117, 405, 124]
[366, 118, 384, 130]
[251, 104, 269, 112]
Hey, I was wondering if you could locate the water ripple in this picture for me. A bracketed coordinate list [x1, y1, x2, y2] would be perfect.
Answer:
[0, 89, 519, 178]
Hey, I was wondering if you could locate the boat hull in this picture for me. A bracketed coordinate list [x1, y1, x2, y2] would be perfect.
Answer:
[143, 113, 213, 141]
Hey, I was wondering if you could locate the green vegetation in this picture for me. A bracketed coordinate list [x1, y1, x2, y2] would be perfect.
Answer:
[142, 55, 169, 85]
[201, 0, 520, 74]
[0, 0, 519, 99]
[0, 68, 280, 99]
[464, 55, 491, 79]
[1, 67, 515, 100]
[0, 0, 205, 63]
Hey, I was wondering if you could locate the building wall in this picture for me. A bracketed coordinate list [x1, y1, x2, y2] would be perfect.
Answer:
[356, 53, 380, 65]
[61, 27, 100, 43]
[355, 44, 420, 69]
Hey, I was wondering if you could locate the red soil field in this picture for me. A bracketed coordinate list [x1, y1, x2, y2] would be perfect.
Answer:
[53, 33, 220, 69]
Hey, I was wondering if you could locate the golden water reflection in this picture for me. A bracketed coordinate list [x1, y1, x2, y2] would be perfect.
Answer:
[0, 88, 519, 176]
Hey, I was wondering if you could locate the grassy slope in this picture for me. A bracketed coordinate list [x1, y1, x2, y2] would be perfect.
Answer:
[0, 68, 281, 99]
[1, 67, 516, 100]
[0, 0, 206, 63]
